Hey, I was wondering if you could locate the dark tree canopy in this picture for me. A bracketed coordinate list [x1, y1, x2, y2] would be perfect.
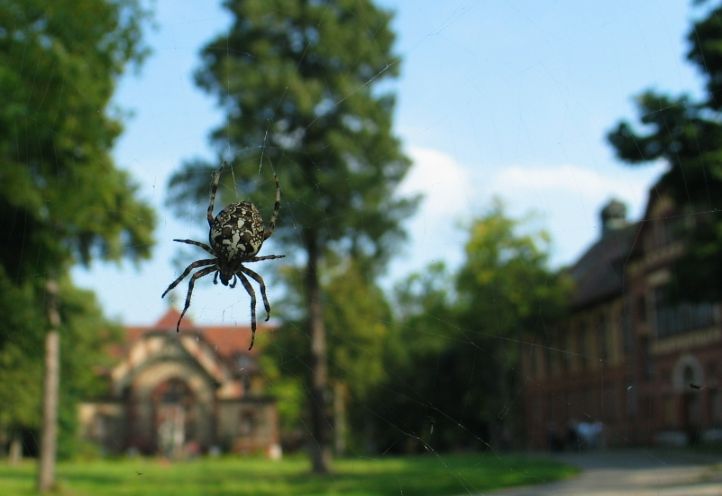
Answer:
[167, 0, 416, 264]
[607, 1, 722, 299]
[0, 0, 154, 457]
[0, 0, 155, 281]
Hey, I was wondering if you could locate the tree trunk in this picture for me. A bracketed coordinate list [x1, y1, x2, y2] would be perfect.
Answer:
[305, 234, 332, 474]
[8, 434, 22, 465]
[333, 382, 348, 456]
[37, 280, 60, 493]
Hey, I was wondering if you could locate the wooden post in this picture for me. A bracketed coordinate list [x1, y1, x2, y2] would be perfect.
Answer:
[37, 280, 60, 493]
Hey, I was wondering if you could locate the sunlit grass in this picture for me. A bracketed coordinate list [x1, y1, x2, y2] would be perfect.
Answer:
[0, 453, 577, 496]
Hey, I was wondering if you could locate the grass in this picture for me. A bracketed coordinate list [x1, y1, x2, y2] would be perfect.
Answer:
[0, 453, 577, 496]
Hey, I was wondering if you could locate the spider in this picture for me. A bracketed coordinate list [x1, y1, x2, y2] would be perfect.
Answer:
[162, 167, 284, 350]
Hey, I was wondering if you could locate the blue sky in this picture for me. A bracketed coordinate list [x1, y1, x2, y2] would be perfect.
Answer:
[72, 0, 701, 325]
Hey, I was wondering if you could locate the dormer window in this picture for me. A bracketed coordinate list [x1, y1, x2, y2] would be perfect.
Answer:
[237, 355, 254, 370]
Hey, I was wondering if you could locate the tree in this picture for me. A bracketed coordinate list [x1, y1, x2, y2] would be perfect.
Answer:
[367, 204, 569, 452]
[607, 0, 722, 301]
[323, 259, 392, 453]
[167, 0, 415, 473]
[268, 258, 392, 454]
[0, 267, 45, 462]
[365, 261, 459, 453]
[0, 0, 154, 490]
[453, 202, 570, 447]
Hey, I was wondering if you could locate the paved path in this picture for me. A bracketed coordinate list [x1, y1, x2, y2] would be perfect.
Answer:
[481, 450, 722, 496]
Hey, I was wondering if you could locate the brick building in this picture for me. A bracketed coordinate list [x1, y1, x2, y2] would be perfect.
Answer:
[79, 309, 279, 457]
[521, 194, 722, 449]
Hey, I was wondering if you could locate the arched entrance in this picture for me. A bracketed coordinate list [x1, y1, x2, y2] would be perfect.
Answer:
[681, 365, 702, 444]
[672, 354, 704, 445]
[152, 378, 195, 456]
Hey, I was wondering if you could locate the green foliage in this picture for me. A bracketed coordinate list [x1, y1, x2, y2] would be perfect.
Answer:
[323, 259, 393, 451]
[450, 203, 570, 447]
[166, 1, 416, 468]
[166, 0, 417, 267]
[56, 282, 124, 459]
[323, 258, 392, 398]
[257, 353, 304, 433]
[0, 268, 45, 431]
[267, 258, 393, 448]
[0, 0, 153, 455]
[0, 454, 578, 496]
[0, 0, 155, 277]
[0, 270, 123, 458]
[607, 1, 722, 300]
[365, 261, 458, 453]
[367, 204, 570, 452]
[456, 201, 570, 335]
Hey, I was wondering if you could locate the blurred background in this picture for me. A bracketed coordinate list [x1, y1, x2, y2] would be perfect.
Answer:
[2, 1, 722, 494]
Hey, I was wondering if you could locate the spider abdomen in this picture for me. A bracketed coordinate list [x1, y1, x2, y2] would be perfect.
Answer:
[210, 201, 265, 261]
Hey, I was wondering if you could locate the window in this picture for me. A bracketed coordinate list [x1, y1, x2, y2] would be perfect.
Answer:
[528, 346, 538, 379]
[238, 412, 255, 437]
[603, 384, 617, 421]
[565, 331, 577, 372]
[559, 331, 569, 374]
[712, 390, 722, 426]
[640, 337, 654, 380]
[242, 373, 252, 394]
[663, 395, 675, 426]
[651, 215, 681, 248]
[237, 355, 254, 370]
[653, 287, 718, 338]
[596, 314, 609, 363]
[625, 377, 638, 418]
[621, 304, 634, 356]
[544, 344, 553, 378]
[576, 322, 588, 371]
[636, 295, 647, 324]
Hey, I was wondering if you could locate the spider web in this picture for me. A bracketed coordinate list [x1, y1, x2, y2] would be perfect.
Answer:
[58, 1, 722, 494]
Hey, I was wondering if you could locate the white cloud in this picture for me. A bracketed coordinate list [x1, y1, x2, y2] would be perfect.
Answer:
[492, 164, 652, 205]
[401, 146, 474, 218]
[486, 162, 664, 265]
[392, 151, 665, 276]
[387, 146, 474, 283]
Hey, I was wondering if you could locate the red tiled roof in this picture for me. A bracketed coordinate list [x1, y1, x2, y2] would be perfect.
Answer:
[123, 308, 273, 357]
[154, 308, 198, 331]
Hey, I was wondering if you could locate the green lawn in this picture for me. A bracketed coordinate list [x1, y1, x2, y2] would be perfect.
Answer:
[0, 453, 577, 496]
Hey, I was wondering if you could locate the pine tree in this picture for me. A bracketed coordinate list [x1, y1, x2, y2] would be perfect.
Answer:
[607, 1, 722, 300]
[167, 0, 416, 473]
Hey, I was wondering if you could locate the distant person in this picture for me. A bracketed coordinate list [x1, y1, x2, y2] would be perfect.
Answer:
[547, 422, 563, 452]
[566, 419, 580, 451]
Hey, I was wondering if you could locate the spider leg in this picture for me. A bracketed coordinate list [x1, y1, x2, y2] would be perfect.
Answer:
[161, 259, 217, 298]
[176, 266, 216, 332]
[239, 266, 271, 322]
[246, 254, 286, 263]
[237, 272, 258, 350]
[263, 171, 281, 241]
[213, 271, 219, 285]
[229, 275, 238, 289]
[207, 168, 221, 227]
[173, 239, 214, 256]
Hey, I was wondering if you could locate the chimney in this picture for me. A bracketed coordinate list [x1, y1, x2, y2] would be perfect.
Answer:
[600, 199, 627, 236]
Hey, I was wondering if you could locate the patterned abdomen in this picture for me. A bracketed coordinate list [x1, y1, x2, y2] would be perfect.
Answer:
[209, 202, 265, 261]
